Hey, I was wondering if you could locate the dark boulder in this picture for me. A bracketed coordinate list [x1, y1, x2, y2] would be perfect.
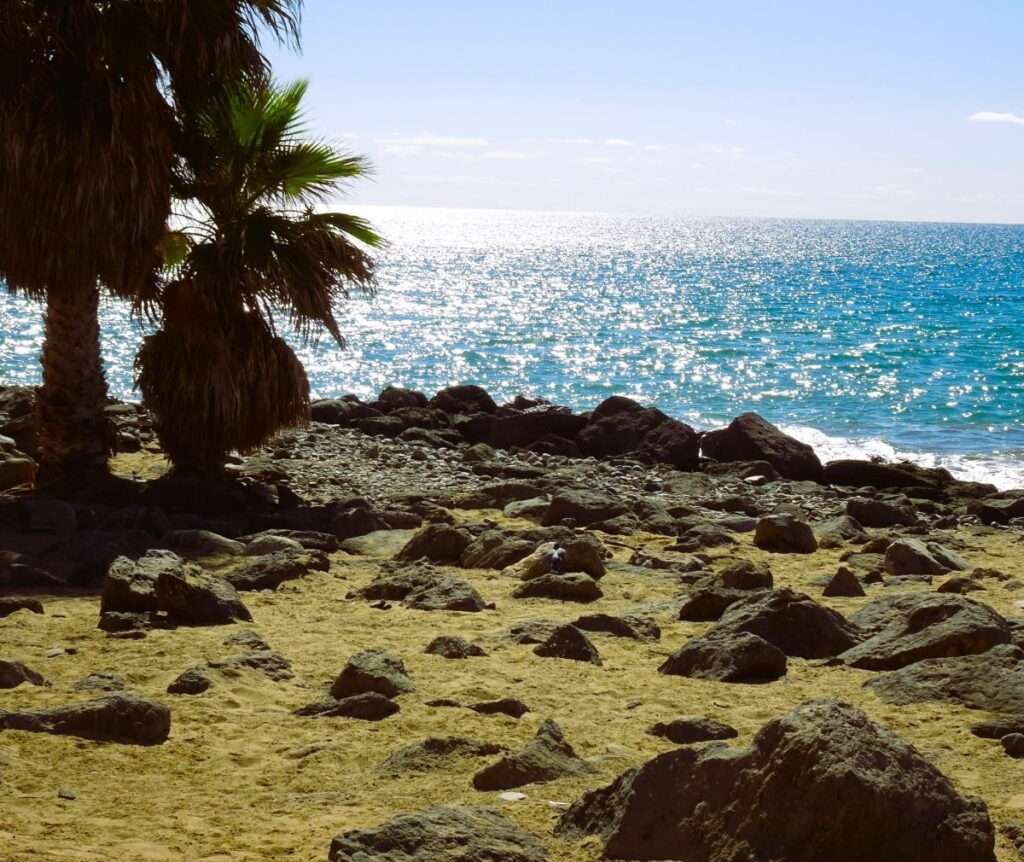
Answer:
[648, 716, 738, 744]
[678, 586, 759, 622]
[513, 573, 602, 603]
[659, 630, 787, 683]
[540, 490, 627, 527]
[330, 649, 414, 699]
[578, 404, 670, 459]
[846, 496, 917, 528]
[329, 805, 547, 862]
[425, 635, 487, 659]
[885, 539, 969, 576]
[823, 459, 944, 490]
[490, 407, 587, 450]
[637, 420, 701, 469]
[840, 593, 1009, 671]
[429, 385, 498, 415]
[378, 385, 428, 410]
[471, 698, 531, 719]
[0, 596, 44, 618]
[472, 719, 594, 790]
[556, 699, 995, 862]
[533, 624, 602, 665]
[0, 694, 170, 746]
[573, 613, 661, 642]
[222, 550, 329, 591]
[154, 564, 251, 626]
[379, 736, 504, 775]
[714, 588, 862, 658]
[701, 412, 823, 481]
[823, 566, 866, 597]
[754, 514, 818, 554]
[968, 495, 1024, 526]
[815, 515, 869, 548]
[166, 667, 212, 695]
[0, 659, 46, 689]
[395, 524, 472, 564]
[865, 644, 1024, 712]
[296, 692, 400, 721]
[719, 559, 774, 590]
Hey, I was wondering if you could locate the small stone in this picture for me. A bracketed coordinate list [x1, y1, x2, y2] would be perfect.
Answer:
[57, 788, 77, 800]
[499, 791, 527, 802]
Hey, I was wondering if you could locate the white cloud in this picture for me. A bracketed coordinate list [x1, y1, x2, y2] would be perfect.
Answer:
[583, 156, 611, 165]
[689, 161, 707, 170]
[644, 144, 667, 152]
[968, 111, 1024, 126]
[550, 137, 593, 145]
[605, 138, 634, 147]
[375, 133, 490, 151]
[484, 150, 529, 160]
[711, 144, 746, 157]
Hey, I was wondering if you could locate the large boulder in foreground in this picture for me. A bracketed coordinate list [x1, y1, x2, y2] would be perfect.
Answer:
[556, 699, 995, 862]
[0, 694, 170, 746]
[659, 630, 787, 683]
[701, 412, 823, 481]
[865, 644, 1024, 713]
[840, 593, 1010, 671]
[329, 805, 547, 862]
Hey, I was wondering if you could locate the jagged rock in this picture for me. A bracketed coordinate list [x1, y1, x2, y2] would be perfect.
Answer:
[223, 629, 272, 652]
[865, 644, 1024, 712]
[488, 406, 587, 451]
[648, 716, 738, 744]
[472, 720, 594, 790]
[1002, 734, 1024, 758]
[513, 573, 602, 603]
[163, 529, 245, 557]
[701, 412, 823, 481]
[354, 562, 487, 612]
[824, 459, 944, 490]
[242, 534, 304, 555]
[0, 597, 44, 618]
[713, 588, 862, 658]
[379, 385, 428, 409]
[454, 482, 546, 510]
[0, 659, 46, 689]
[379, 737, 504, 775]
[971, 716, 1024, 739]
[938, 576, 986, 594]
[573, 613, 660, 642]
[719, 559, 773, 590]
[330, 649, 414, 699]
[98, 611, 152, 633]
[967, 495, 1024, 526]
[678, 586, 760, 622]
[296, 692, 400, 721]
[754, 514, 818, 554]
[556, 699, 995, 862]
[329, 805, 547, 862]
[429, 384, 498, 415]
[72, 673, 124, 693]
[99, 552, 170, 614]
[540, 489, 628, 527]
[815, 515, 869, 548]
[209, 651, 294, 682]
[0, 694, 170, 746]
[471, 698, 531, 718]
[885, 539, 969, 576]
[167, 667, 212, 695]
[823, 566, 866, 597]
[154, 564, 251, 626]
[395, 524, 472, 564]
[659, 630, 787, 683]
[533, 625, 602, 665]
[846, 496, 917, 528]
[637, 419, 702, 469]
[499, 535, 606, 580]
[670, 522, 736, 552]
[505, 619, 561, 644]
[840, 593, 1009, 670]
[577, 399, 670, 459]
[503, 497, 550, 520]
[425, 635, 487, 659]
[222, 550, 330, 591]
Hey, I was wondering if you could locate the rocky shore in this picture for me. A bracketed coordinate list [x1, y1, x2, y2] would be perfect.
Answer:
[2, 382, 1024, 860]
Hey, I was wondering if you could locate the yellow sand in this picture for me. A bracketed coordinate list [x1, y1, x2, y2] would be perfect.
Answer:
[2, 490, 1024, 860]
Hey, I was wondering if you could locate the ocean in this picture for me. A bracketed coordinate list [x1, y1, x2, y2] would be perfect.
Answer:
[1, 207, 1023, 489]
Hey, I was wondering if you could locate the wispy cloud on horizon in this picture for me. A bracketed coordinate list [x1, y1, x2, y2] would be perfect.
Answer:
[605, 138, 634, 147]
[968, 111, 1024, 126]
[550, 137, 594, 145]
[484, 150, 530, 160]
[376, 133, 490, 152]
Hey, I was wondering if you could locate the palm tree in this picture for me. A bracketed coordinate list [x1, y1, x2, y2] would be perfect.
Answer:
[0, 1, 302, 482]
[136, 78, 381, 474]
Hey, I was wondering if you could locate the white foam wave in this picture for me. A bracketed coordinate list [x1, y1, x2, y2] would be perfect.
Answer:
[780, 424, 1024, 492]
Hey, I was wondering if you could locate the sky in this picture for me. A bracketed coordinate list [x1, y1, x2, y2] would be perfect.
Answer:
[265, 1, 1024, 223]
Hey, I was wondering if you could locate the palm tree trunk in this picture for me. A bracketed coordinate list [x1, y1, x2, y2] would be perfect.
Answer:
[36, 285, 112, 481]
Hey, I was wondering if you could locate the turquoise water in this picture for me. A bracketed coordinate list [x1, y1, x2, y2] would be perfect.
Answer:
[2, 207, 1023, 488]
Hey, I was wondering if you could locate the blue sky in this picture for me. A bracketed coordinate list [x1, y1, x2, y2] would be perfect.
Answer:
[266, 1, 1024, 222]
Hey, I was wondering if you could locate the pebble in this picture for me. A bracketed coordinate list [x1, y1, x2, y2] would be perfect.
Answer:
[57, 788, 77, 800]
[498, 791, 527, 802]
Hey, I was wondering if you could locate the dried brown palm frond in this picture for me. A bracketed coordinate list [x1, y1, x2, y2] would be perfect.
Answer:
[136, 292, 308, 474]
